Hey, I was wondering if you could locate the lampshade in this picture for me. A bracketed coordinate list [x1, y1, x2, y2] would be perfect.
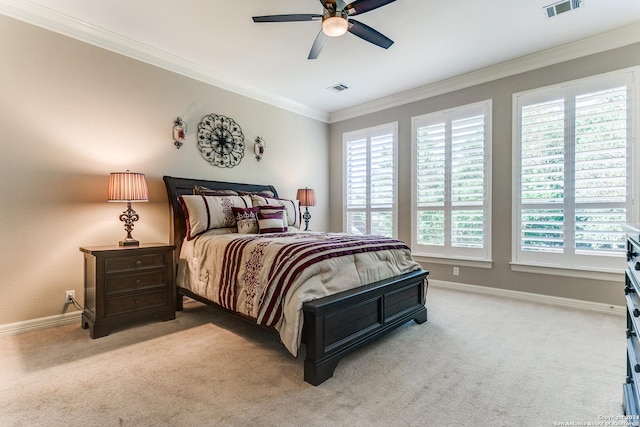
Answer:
[296, 188, 316, 207]
[108, 172, 149, 202]
[322, 15, 348, 37]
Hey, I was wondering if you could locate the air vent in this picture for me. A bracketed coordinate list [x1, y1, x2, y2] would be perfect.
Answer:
[544, 0, 583, 18]
[328, 83, 349, 92]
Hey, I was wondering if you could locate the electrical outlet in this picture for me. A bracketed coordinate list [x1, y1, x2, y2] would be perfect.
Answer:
[453, 267, 460, 276]
[65, 290, 75, 304]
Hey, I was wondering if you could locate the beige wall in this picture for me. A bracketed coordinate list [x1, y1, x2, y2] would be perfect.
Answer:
[329, 42, 640, 307]
[0, 15, 329, 325]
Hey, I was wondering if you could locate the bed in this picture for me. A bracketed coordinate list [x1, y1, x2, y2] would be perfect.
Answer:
[163, 175, 429, 385]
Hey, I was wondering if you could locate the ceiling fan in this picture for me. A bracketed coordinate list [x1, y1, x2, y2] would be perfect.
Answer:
[252, 0, 396, 59]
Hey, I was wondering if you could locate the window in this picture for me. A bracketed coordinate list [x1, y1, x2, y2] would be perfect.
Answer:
[513, 68, 637, 271]
[411, 100, 492, 260]
[344, 122, 397, 238]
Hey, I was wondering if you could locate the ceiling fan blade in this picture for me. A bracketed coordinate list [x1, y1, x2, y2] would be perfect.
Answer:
[347, 19, 394, 49]
[252, 14, 322, 23]
[308, 30, 329, 59]
[344, 0, 396, 16]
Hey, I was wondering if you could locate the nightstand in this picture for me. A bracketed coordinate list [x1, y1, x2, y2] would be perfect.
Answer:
[79, 243, 176, 338]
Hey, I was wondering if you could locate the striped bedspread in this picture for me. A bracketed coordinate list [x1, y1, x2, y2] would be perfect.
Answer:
[178, 231, 422, 355]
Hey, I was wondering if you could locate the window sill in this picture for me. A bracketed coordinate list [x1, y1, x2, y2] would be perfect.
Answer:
[510, 262, 623, 282]
[412, 254, 493, 269]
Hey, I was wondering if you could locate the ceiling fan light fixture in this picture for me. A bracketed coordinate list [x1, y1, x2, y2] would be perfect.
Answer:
[322, 14, 348, 37]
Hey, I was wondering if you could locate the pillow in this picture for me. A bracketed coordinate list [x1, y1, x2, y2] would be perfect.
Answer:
[258, 205, 288, 229]
[250, 195, 301, 228]
[193, 186, 239, 196]
[239, 190, 275, 198]
[258, 211, 287, 234]
[232, 206, 259, 234]
[178, 194, 252, 239]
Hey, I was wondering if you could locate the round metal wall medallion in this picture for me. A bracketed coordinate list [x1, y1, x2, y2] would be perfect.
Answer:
[197, 114, 245, 168]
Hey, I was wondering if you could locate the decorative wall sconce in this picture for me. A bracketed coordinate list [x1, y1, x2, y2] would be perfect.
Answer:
[254, 136, 266, 162]
[172, 117, 187, 149]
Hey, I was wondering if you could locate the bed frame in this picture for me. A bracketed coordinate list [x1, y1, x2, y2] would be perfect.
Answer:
[163, 175, 429, 385]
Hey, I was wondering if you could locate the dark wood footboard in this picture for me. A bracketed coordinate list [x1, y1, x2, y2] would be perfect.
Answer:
[302, 269, 429, 385]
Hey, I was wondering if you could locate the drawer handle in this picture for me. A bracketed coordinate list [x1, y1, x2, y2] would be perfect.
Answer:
[136, 279, 141, 285]
[136, 260, 142, 267]
[634, 308, 640, 318]
[626, 286, 636, 295]
[134, 299, 141, 305]
[628, 329, 637, 338]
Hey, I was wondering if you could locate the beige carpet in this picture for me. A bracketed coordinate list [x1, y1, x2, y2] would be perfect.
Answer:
[0, 286, 625, 427]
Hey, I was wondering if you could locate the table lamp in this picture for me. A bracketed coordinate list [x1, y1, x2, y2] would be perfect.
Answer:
[296, 187, 316, 231]
[108, 171, 149, 246]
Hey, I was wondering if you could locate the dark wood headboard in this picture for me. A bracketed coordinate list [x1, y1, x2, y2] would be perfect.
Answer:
[162, 176, 279, 264]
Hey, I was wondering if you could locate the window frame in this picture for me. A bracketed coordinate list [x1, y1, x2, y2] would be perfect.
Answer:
[343, 122, 399, 238]
[411, 99, 493, 262]
[511, 67, 639, 273]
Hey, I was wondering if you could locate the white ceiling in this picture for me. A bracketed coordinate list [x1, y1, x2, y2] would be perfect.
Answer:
[2, 0, 640, 122]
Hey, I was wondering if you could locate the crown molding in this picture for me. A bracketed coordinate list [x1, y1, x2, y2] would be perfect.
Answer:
[0, 0, 330, 123]
[1, 0, 638, 125]
[328, 23, 640, 123]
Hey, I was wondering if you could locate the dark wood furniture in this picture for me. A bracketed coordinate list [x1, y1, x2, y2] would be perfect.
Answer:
[163, 175, 429, 385]
[624, 224, 640, 422]
[80, 243, 176, 338]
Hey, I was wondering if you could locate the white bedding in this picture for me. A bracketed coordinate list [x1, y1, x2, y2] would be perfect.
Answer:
[177, 230, 422, 355]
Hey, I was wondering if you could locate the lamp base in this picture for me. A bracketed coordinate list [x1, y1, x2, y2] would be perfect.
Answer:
[303, 207, 311, 231]
[118, 202, 140, 247]
[119, 237, 140, 247]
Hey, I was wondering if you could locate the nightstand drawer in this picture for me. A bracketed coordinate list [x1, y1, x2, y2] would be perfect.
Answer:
[106, 271, 166, 294]
[105, 289, 168, 316]
[105, 253, 167, 274]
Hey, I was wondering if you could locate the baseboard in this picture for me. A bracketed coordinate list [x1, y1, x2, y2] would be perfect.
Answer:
[0, 299, 204, 337]
[0, 282, 624, 337]
[0, 311, 82, 337]
[429, 279, 625, 316]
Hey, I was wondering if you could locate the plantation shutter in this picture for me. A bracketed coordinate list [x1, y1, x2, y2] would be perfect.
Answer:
[519, 98, 566, 252]
[412, 100, 491, 260]
[344, 123, 397, 237]
[573, 86, 627, 254]
[513, 69, 634, 270]
[451, 114, 486, 249]
[370, 133, 395, 236]
[415, 121, 446, 246]
[345, 136, 367, 235]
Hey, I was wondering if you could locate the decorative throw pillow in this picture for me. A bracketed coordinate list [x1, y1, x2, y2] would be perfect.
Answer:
[178, 194, 252, 239]
[250, 195, 301, 229]
[258, 205, 288, 229]
[193, 186, 239, 196]
[239, 190, 275, 198]
[258, 210, 287, 234]
[232, 206, 260, 234]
